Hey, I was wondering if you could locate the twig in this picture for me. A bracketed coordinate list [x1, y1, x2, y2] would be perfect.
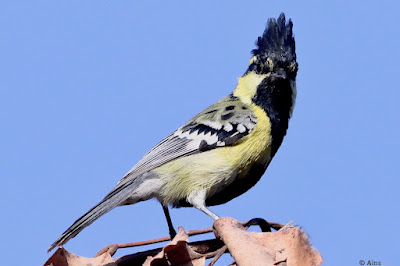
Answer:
[95, 219, 284, 257]
[114, 239, 225, 266]
[208, 246, 228, 266]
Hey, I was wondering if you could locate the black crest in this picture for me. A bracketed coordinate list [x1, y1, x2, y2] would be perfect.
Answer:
[252, 13, 296, 64]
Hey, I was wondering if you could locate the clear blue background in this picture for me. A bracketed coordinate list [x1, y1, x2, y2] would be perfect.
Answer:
[1, 1, 399, 265]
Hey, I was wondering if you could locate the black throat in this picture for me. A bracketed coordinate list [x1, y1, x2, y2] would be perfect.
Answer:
[252, 76, 294, 157]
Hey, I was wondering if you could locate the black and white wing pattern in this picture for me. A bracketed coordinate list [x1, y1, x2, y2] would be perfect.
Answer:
[116, 95, 257, 186]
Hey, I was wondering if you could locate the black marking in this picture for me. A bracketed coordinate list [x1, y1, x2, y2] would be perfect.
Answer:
[253, 74, 293, 158]
[198, 139, 217, 152]
[182, 123, 215, 136]
[180, 117, 253, 153]
[204, 109, 218, 114]
[198, 140, 208, 152]
[249, 116, 257, 123]
[242, 106, 248, 110]
[221, 112, 235, 120]
[219, 124, 246, 145]
[228, 93, 239, 100]
[179, 96, 257, 155]
[197, 125, 206, 134]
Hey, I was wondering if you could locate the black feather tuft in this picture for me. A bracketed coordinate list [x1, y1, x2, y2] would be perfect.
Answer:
[252, 13, 296, 63]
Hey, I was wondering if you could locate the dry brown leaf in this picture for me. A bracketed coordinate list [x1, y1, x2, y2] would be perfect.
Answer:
[213, 217, 323, 266]
[44, 247, 116, 266]
[143, 226, 205, 266]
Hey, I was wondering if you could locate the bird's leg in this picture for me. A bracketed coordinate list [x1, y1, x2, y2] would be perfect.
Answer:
[187, 190, 220, 220]
[162, 204, 177, 239]
[195, 204, 220, 220]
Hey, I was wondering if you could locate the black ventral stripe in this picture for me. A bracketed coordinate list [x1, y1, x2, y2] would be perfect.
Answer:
[252, 76, 293, 158]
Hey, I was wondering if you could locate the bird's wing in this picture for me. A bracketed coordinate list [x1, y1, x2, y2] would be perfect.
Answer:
[114, 95, 258, 189]
[48, 95, 258, 251]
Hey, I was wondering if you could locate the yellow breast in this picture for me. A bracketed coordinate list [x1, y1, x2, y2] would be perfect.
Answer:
[216, 104, 272, 177]
[155, 104, 272, 204]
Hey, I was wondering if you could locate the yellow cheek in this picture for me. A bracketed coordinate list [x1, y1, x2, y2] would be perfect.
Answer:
[233, 72, 268, 105]
[249, 56, 257, 65]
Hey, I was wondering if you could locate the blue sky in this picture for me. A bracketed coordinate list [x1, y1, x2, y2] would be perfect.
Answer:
[1, 1, 399, 265]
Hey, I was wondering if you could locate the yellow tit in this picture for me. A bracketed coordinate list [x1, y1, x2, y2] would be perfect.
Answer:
[48, 13, 298, 252]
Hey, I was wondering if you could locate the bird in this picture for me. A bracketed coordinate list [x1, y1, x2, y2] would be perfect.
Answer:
[48, 13, 298, 252]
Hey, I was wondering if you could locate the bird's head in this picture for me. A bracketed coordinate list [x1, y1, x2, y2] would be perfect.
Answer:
[233, 13, 298, 118]
[247, 13, 298, 80]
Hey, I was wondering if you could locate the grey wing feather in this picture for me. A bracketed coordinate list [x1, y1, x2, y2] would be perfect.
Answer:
[49, 96, 257, 252]
[113, 95, 257, 189]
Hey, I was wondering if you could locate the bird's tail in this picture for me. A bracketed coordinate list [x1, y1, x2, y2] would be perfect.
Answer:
[47, 181, 136, 252]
